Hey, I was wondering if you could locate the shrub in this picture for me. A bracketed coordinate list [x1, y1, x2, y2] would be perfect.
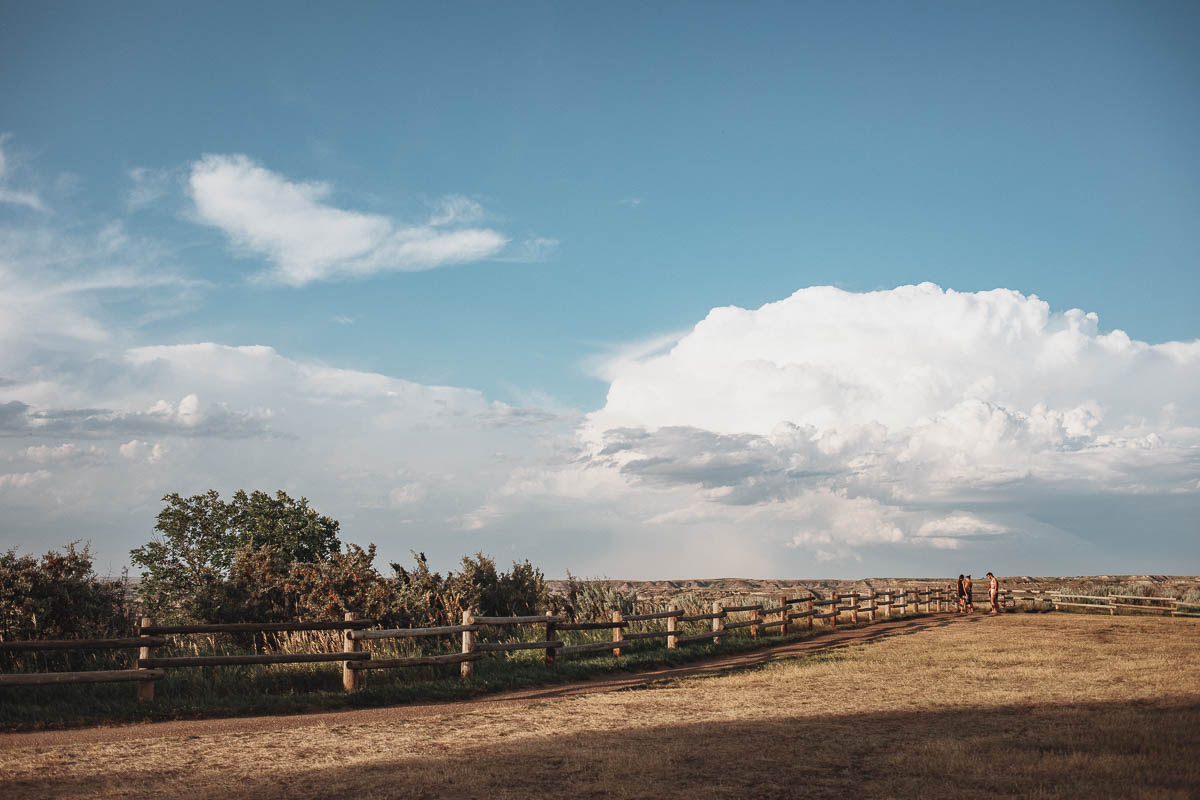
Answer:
[0, 542, 133, 643]
[289, 543, 397, 622]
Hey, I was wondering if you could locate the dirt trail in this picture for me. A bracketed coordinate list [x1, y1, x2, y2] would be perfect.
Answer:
[0, 612, 978, 751]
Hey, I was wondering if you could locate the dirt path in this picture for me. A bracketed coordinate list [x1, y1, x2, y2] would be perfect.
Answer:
[0, 612, 978, 751]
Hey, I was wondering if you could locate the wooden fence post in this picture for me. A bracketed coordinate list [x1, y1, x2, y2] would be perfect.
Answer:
[545, 615, 557, 667]
[806, 596, 814, 630]
[612, 609, 624, 658]
[750, 604, 760, 640]
[779, 594, 789, 636]
[461, 609, 476, 680]
[712, 601, 724, 645]
[829, 595, 838, 629]
[342, 611, 360, 692]
[851, 592, 859, 625]
[667, 605, 678, 650]
[869, 589, 877, 622]
[136, 616, 155, 703]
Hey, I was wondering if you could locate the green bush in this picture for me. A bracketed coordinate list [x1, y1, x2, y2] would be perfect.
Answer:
[0, 542, 133, 642]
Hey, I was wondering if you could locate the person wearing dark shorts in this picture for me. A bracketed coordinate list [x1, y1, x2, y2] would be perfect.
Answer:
[965, 575, 974, 612]
[956, 574, 966, 614]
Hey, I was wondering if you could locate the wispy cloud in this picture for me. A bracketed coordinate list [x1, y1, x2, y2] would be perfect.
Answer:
[428, 194, 485, 226]
[0, 134, 46, 212]
[497, 236, 559, 263]
[618, 197, 643, 208]
[126, 166, 172, 210]
[188, 154, 509, 286]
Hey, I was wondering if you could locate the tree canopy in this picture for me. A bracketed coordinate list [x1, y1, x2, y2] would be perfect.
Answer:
[130, 489, 341, 622]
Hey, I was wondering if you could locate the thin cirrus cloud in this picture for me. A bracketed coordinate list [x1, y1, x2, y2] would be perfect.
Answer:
[188, 154, 510, 286]
[0, 134, 46, 212]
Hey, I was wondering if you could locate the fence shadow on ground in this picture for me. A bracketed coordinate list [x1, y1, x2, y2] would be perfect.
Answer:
[8, 697, 1197, 800]
[464, 613, 983, 705]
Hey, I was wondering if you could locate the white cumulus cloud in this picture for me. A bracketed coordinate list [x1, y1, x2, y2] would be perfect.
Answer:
[552, 284, 1200, 566]
[188, 154, 509, 286]
[0, 470, 51, 490]
[119, 440, 168, 463]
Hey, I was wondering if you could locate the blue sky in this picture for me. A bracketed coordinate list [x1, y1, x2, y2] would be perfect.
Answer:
[1, 1, 1198, 577]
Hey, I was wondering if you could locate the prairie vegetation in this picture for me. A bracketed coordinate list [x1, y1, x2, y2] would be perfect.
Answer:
[0, 588, 818, 730]
[2, 614, 1196, 799]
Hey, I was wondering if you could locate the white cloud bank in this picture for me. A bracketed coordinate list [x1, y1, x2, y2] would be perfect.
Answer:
[588, 284, 1199, 438]
[0, 335, 575, 572]
[462, 284, 1200, 573]
[189, 155, 510, 286]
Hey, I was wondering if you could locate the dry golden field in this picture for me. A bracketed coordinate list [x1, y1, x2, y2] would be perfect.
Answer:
[2, 613, 1197, 799]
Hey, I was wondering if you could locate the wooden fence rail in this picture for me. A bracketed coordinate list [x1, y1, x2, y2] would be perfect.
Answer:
[6, 583, 1194, 702]
[140, 620, 377, 635]
[1005, 591, 1199, 617]
[0, 669, 168, 687]
[0, 636, 169, 652]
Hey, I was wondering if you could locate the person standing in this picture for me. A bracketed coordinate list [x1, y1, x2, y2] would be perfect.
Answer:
[965, 575, 974, 612]
[987, 572, 1000, 615]
[956, 574, 966, 614]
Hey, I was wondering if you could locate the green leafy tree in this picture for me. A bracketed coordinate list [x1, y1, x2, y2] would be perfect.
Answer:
[130, 490, 341, 622]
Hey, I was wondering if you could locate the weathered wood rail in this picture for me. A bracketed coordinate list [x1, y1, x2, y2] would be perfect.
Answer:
[0, 615, 375, 700]
[4, 583, 1193, 702]
[1005, 590, 1200, 617]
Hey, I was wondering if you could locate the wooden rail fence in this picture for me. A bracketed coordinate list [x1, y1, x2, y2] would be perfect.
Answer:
[1005, 590, 1200, 617]
[3, 585, 1194, 702]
